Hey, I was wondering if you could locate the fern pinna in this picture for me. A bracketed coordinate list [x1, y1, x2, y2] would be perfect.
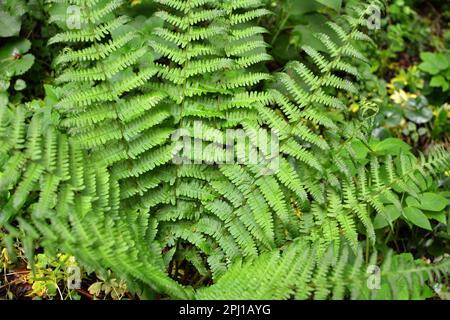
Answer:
[0, 0, 449, 300]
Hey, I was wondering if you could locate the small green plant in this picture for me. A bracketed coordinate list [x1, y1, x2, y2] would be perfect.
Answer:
[88, 271, 129, 300]
[419, 51, 450, 93]
[26, 253, 82, 300]
[371, 65, 449, 146]
[0, 1, 34, 105]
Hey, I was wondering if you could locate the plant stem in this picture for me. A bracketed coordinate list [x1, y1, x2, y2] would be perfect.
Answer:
[271, 12, 290, 46]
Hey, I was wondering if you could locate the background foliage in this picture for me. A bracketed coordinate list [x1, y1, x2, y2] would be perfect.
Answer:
[0, 0, 449, 300]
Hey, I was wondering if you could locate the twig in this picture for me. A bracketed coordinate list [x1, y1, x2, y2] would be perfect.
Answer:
[75, 288, 93, 299]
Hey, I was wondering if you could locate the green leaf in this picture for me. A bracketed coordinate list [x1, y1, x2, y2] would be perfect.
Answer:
[0, 39, 31, 59]
[2, 54, 34, 77]
[404, 95, 433, 124]
[418, 52, 449, 75]
[430, 75, 449, 91]
[0, 10, 21, 37]
[14, 79, 26, 91]
[404, 106, 433, 124]
[283, 0, 322, 16]
[88, 282, 103, 296]
[424, 212, 446, 224]
[405, 196, 420, 208]
[291, 14, 332, 52]
[371, 138, 411, 156]
[0, 92, 8, 106]
[314, 0, 342, 11]
[0, 39, 34, 77]
[373, 205, 401, 229]
[403, 207, 432, 231]
[350, 140, 369, 160]
[415, 193, 448, 212]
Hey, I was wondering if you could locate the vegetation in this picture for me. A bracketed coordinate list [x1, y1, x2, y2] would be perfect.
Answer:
[0, 0, 449, 300]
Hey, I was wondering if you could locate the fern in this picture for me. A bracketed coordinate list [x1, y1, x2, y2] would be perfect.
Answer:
[0, 103, 193, 298]
[196, 240, 449, 300]
[0, 0, 449, 300]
